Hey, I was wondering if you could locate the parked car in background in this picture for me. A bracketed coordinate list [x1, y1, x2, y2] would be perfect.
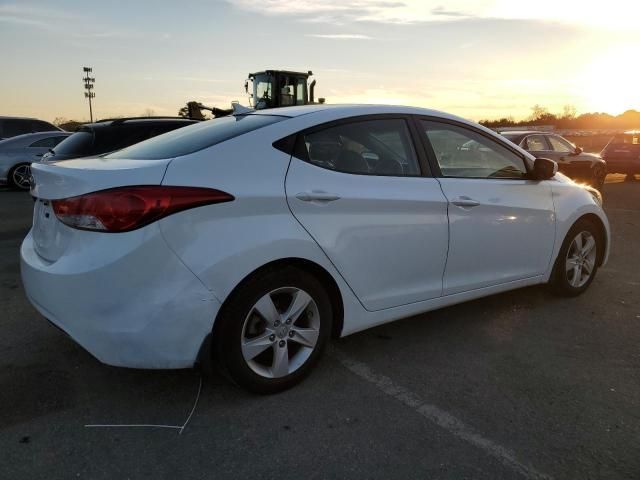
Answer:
[0, 116, 61, 140]
[0, 132, 72, 190]
[500, 131, 607, 190]
[22, 105, 610, 393]
[43, 117, 200, 162]
[601, 130, 640, 180]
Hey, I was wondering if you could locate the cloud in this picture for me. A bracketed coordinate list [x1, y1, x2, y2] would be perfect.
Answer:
[226, 0, 640, 29]
[0, 4, 134, 39]
[0, 15, 47, 27]
[306, 34, 373, 40]
[0, 3, 82, 21]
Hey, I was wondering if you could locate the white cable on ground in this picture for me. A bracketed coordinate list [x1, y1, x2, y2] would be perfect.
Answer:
[84, 375, 203, 435]
[179, 375, 203, 435]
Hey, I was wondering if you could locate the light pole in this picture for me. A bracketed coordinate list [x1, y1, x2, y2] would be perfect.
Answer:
[83, 67, 95, 122]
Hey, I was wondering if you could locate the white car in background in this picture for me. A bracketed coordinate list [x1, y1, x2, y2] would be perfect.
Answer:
[0, 131, 71, 190]
[21, 105, 610, 393]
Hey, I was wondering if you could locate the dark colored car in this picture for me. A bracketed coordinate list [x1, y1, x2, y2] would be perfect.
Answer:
[601, 130, 640, 180]
[43, 117, 200, 162]
[0, 116, 61, 140]
[501, 131, 607, 190]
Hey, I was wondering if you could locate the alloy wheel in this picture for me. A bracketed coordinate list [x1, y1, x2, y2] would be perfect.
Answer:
[12, 164, 32, 190]
[565, 231, 597, 288]
[241, 287, 320, 379]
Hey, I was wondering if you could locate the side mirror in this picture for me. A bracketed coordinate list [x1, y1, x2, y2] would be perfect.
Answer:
[574, 146, 583, 155]
[532, 157, 558, 180]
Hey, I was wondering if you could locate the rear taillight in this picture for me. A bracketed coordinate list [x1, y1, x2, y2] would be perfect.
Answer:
[52, 185, 233, 232]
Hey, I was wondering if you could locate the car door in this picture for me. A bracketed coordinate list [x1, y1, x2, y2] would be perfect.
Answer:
[416, 119, 556, 296]
[285, 116, 449, 311]
[545, 134, 590, 178]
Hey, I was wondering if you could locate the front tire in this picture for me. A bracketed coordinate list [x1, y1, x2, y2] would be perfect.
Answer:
[548, 219, 600, 297]
[8, 163, 32, 191]
[591, 165, 606, 191]
[213, 266, 333, 394]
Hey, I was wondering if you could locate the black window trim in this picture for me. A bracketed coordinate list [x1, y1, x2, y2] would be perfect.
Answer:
[274, 114, 432, 178]
[410, 115, 534, 180]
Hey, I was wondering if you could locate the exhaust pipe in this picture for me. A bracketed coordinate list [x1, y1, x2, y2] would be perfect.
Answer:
[309, 79, 316, 103]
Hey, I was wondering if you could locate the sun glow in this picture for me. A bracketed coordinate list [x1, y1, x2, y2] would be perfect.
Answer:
[580, 45, 640, 115]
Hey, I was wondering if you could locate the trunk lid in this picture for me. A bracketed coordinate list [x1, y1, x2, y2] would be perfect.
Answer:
[30, 157, 172, 200]
[29, 157, 171, 262]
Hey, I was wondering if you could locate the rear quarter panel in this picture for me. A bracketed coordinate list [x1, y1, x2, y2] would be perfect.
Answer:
[158, 127, 366, 333]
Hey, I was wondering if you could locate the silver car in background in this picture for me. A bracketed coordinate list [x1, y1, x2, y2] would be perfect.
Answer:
[0, 131, 71, 190]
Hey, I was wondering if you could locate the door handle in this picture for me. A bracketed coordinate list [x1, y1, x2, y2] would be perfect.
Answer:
[451, 197, 480, 208]
[295, 191, 341, 202]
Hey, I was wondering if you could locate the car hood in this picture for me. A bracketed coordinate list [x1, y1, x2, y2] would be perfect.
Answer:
[580, 152, 603, 161]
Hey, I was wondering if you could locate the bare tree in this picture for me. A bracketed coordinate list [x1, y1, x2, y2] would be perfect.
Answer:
[562, 105, 577, 119]
[141, 108, 156, 117]
[529, 104, 549, 121]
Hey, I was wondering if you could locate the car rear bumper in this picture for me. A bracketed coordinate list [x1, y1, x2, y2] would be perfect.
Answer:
[20, 227, 221, 369]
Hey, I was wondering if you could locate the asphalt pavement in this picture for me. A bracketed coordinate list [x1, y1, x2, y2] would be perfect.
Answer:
[1, 177, 639, 479]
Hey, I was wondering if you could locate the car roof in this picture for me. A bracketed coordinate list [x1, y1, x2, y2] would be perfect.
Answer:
[250, 103, 467, 120]
[0, 131, 71, 147]
[87, 117, 201, 127]
[0, 116, 43, 121]
[248, 104, 495, 135]
[500, 130, 547, 136]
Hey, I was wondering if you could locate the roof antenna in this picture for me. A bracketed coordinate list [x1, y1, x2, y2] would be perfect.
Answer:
[231, 101, 254, 116]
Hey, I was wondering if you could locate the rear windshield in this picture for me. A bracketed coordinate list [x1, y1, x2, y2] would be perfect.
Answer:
[53, 131, 94, 156]
[610, 134, 640, 146]
[105, 114, 285, 160]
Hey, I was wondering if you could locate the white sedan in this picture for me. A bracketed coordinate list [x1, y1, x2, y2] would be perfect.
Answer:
[21, 105, 610, 393]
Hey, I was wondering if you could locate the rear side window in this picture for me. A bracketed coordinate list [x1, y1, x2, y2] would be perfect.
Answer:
[29, 136, 65, 148]
[106, 115, 285, 160]
[301, 119, 420, 176]
[609, 134, 640, 146]
[2, 119, 32, 138]
[31, 120, 57, 132]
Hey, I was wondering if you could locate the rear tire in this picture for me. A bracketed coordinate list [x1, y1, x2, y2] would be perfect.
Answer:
[213, 266, 333, 394]
[8, 163, 31, 191]
[548, 219, 600, 297]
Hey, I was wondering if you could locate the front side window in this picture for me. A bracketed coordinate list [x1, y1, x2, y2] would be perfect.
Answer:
[302, 118, 420, 176]
[525, 135, 548, 152]
[296, 78, 306, 105]
[548, 135, 573, 153]
[421, 120, 527, 179]
[279, 76, 296, 107]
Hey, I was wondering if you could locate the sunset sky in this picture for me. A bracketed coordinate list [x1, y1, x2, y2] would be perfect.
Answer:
[1, 0, 639, 123]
